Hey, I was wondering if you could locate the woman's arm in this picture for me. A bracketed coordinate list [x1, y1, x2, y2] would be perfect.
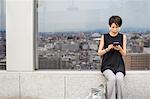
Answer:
[119, 34, 127, 56]
[115, 34, 127, 56]
[97, 35, 113, 56]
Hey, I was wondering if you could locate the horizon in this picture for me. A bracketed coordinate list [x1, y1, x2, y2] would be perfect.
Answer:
[37, 27, 150, 33]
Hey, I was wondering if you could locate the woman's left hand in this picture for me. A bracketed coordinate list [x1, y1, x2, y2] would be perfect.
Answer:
[114, 45, 122, 51]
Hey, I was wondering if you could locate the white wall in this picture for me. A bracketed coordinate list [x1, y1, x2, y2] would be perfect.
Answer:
[6, 0, 34, 71]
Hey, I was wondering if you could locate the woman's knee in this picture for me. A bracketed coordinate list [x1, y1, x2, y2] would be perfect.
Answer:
[116, 72, 124, 82]
[103, 69, 116, 83]
[108, 75, 116, 83]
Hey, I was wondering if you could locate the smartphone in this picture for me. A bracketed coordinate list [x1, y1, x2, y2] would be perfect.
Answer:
[113, 41, 119, 46]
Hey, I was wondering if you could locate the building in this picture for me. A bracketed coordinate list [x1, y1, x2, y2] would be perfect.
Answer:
[124, 53, 150, 70]
[39, 56, 61, 69]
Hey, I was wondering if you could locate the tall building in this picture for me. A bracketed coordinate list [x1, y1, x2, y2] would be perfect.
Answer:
[124, 53, 150, 70]
[39, 56, 61, 69]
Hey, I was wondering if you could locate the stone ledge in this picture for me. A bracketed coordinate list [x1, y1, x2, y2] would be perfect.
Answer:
[0, 70, 150, 99]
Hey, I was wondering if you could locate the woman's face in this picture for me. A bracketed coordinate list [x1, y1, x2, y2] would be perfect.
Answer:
[109, 23, 120, 34]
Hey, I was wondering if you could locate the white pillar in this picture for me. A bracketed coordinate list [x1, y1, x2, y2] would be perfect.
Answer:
[6, 0, 34, 71]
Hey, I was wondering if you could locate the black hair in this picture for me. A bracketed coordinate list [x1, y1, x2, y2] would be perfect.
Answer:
[109, 16, 122, 27]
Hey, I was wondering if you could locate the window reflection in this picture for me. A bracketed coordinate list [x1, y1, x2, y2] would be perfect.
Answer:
[37, 0, 150, 70]
[0, 0, 6, 70]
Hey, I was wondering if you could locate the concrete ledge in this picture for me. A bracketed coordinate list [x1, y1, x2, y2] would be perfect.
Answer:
[20, 73, 64, 99]
[0, 71, 150, 99]
[0, 72, 19, 98]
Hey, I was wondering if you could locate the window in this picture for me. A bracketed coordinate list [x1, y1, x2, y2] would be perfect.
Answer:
[36, 0, 150, 70]
[0, 0, 6, 70]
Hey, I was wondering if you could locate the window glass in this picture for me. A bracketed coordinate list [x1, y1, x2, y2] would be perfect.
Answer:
[0, 0, 6, 70]
[37, 0, 150, 70]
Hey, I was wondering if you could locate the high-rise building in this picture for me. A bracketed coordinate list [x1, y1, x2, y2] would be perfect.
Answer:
[124, 53, 150, 70]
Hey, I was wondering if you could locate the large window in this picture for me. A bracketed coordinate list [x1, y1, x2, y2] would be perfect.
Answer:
[36, 0, 150, 70]
[0, 0, 6, 70]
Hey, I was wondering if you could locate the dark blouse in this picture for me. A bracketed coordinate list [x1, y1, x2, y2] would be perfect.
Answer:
[101, 33, 126, 75]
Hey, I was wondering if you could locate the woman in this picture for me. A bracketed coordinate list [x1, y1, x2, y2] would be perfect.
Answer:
[98, 15, 126, 99]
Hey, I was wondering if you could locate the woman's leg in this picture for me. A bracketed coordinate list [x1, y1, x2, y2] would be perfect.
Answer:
[116, 72, 124, 99]
[103, 69, 116, 99]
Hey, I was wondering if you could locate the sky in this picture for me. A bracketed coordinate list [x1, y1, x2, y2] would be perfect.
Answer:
[38, 0, 150, 32]
[0, 0, 6, 31]
[0, 0, 150, 32]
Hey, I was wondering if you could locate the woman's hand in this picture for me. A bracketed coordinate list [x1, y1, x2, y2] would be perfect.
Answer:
[114, 45, 122, 51]
[108, 44, 114, 50]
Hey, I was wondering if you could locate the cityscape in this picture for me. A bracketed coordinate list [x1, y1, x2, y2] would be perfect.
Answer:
[0, 31, 6, 70]
[37, 30, 150, 70]
[37, 0, 150, 70]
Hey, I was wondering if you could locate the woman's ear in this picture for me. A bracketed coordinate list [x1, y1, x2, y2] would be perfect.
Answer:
[119, 27, 121, 31]
[109, 27, 111, 31]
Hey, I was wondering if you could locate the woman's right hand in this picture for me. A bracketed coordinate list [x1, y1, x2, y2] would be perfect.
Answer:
[107, 44, 114, 50]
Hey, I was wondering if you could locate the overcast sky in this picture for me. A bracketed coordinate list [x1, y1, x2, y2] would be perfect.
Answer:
[1, 0, 150, 32]
[0, 0, 6, 31]
[38, 0, 150, 32]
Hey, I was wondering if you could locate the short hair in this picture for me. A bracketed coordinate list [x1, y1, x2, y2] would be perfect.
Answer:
[109, 16, 122, 27]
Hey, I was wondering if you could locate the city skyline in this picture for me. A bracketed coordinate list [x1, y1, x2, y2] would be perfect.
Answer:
[37, 30, 150, 70]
